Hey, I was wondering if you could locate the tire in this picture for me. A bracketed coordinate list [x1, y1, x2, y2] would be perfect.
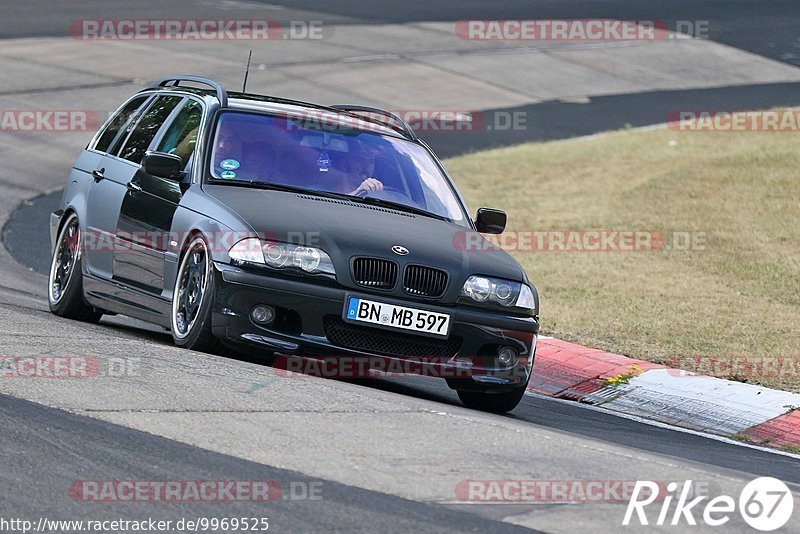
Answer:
[47, 213, 102, 323]
[171, 235, 222, 353]
[457, 386, 527, 413]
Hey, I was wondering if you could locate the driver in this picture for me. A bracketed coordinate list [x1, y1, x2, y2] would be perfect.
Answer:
[342, 142, 384, 196]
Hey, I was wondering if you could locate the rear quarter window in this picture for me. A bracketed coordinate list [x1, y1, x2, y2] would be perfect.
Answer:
[93, 96, 149, 154]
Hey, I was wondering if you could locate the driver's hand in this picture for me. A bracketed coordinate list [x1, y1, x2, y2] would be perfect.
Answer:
[351, 177, 383, 196]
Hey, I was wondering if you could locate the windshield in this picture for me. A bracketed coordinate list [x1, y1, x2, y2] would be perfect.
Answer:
[208, 111, 467, 224]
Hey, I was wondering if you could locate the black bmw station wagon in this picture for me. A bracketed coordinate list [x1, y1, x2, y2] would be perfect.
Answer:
[48, 76, 539, 412]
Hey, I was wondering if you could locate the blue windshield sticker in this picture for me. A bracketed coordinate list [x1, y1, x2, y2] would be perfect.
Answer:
[220, 159, 240, 170]
[220, 170, 237, 179]
[317, 151, 331, 172]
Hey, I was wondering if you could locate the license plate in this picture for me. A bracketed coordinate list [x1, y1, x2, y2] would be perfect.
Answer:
[345, 297, 451, 338]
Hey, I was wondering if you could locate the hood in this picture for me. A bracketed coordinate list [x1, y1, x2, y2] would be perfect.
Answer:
[202, 185, 527, 300]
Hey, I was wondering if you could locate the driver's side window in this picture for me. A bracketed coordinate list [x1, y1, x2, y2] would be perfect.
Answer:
[156, 100, 203, 171]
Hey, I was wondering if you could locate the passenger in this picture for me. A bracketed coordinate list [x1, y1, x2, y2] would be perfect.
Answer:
[213, 124, 245, 178]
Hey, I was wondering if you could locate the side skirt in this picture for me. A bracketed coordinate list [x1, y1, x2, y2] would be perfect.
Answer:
[83, 273, 172, 329]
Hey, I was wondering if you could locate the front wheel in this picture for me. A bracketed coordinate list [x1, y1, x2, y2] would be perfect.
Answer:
[171, 235, 221, 353]
[48, 213, 102, 322]
[457, 387, 527, 413]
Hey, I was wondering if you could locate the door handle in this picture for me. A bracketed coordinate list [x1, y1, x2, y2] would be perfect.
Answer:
[126, 181, 143, 193]
[92, 168, 105, 182]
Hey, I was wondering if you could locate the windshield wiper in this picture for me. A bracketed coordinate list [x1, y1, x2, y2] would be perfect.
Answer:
[213, 179, 354, 201]
[344, 195, 449, 221]
[210, 179, 450, 221]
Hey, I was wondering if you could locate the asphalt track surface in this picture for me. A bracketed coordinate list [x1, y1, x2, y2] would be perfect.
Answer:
[0, 393, 539, 533]
[3, 1, 800, 532]
[3, 0, 800, 69]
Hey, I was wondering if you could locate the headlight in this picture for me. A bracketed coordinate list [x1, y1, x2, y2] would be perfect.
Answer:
[460, 275, 536, 313]
[229, 238, 265, 264]
[229, 238, 336, 277]
[263, 242, 289, 267]
[462, 275, 492, 302]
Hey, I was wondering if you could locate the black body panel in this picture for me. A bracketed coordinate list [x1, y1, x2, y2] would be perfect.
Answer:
[51, 83, 540, 395]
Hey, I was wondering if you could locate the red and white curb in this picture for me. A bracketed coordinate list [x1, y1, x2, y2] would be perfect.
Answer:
[529, 337, 800, 452]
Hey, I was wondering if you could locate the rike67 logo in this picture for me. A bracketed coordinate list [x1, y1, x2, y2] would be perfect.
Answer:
[624, 477, 794, 531]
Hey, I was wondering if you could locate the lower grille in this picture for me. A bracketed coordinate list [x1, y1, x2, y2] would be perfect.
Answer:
[323, 316, 461, 358]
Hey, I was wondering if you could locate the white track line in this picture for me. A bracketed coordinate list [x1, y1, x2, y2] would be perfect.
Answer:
[524, 390, 800, 461]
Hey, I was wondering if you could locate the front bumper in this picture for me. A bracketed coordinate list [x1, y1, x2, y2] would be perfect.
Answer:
[211, 262, 538, 391]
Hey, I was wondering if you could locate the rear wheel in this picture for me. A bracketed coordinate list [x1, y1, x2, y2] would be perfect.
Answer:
[48, 213, 102, 322]
[457, 386, 527, 413]
[171, 235, 221, 353]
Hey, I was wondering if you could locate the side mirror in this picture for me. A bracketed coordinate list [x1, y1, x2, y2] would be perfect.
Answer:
[143, 151, 183, 180]
[475, 208, 507, 234]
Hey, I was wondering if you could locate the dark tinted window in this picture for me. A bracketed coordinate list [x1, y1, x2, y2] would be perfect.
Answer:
[209, 112, 466, 224]
[93, 96, 148, 154]
[118, 96, 182, 164]
[156, 100, 203, 170]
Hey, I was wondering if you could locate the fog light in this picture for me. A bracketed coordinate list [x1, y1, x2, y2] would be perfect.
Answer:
[497, 346, 518, 367]
[251, 305, 275, 325]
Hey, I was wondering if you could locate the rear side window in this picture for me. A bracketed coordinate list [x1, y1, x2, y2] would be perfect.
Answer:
[156, 100, 203, 170]
[93, 96, 148, 154]
[118, 96, 183, 164]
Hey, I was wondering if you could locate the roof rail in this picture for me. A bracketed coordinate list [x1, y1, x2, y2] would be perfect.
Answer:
[330, 105, 418, 141]
[154, 75, 228, 107]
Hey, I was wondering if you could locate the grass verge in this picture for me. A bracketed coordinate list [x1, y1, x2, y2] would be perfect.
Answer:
[445, 127, 800, 391]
